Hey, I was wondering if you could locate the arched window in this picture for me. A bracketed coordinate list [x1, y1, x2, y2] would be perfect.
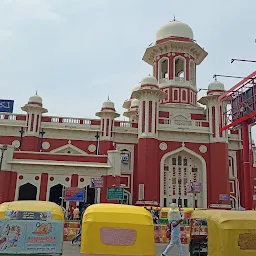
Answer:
[159, 58, 169, 79]
[174, 57, 185, 78]
[189, 60, 195, 85]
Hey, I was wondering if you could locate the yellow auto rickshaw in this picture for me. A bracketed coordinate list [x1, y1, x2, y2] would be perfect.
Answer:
[0, 200, 64, 255]
[80, 203, 155, 256]
[189, 209, 256, 255]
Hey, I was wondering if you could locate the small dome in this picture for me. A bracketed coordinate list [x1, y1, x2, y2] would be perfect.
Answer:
[130, 99, 139, 108]
[141, 75, 158, 88]
[28, 94, 42, 105]
[156, 20, 194, 41]
[208, 80, 225, 91]
[132, 83, 141, 92]
[102, 99, 115, 110]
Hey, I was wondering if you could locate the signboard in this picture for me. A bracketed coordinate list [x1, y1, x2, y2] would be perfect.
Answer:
[219, 194, 229, 201]
[187, 182, 202, 193]
[0, 100, 14, 113]
[91, 177, 104, 188]
[0, 218, 63, 254]
[64, 187, 85, 202]
[107, 187, 124, 200]
[6, 211, 52, 221]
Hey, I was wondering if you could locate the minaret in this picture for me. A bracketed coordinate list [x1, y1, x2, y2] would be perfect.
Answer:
[21, 93, 47, 151]
[123, 99, 139, 123]
[199, 80, 230, 207]
[143, 20, 208, 106]
[132, 75, 166, 205]
[96, 99, 120, 155]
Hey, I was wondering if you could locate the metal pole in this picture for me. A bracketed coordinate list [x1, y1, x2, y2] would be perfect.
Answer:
[61, 186, 65, 208]
[242, 121, 252, 210]
[0, 151, 4, 171]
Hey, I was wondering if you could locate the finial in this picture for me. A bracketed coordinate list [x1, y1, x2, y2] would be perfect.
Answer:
[174, 15, 176, 21]
[148, 74, 151, 76]
[108, 95, 110, 100]
[36, 90, 38, 95]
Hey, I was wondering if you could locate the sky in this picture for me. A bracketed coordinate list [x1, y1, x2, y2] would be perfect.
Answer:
[0, 0, 256, 135]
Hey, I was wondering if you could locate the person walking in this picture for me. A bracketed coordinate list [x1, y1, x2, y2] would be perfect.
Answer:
[162, 203, 183, 256]
[73, 206, 79, 220]
[71, 207, 86, 245]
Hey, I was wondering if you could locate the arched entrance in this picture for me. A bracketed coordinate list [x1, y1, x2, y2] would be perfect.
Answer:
[160, 147, 207, 208]
[49, 183, 66, 207]
[18, 183, 37, 200]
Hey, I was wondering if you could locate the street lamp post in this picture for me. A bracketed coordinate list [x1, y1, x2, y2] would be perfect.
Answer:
[0, 144, 8, 170]
[19, 127, 24, 150]
[95, 131, 100, 155]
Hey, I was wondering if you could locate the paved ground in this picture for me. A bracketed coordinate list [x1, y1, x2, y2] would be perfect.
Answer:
[63, 242, 189, 256]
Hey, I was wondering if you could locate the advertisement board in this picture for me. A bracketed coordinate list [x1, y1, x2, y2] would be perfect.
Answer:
[0, 100, 14, 113]
[0, 211, 63, 254]
[65, 187, 85, 202]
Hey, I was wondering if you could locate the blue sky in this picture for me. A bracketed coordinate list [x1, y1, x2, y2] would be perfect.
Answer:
[0, 0, 255, 134]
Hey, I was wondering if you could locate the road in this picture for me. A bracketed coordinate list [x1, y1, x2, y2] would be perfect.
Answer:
[63, 242, 189, 256]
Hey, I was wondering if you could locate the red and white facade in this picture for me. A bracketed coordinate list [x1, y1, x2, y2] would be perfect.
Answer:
[0, 19, 255, 209]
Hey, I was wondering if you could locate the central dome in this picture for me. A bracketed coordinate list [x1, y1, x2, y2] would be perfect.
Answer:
[156, 20, 194, 41]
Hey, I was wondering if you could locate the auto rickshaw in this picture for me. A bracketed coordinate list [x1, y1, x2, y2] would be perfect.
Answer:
[80, 203, 155, 256]
[189, 209, 256, 255]
[0, 200, 64, 255]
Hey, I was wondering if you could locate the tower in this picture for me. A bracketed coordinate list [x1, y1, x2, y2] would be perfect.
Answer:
[143, 20, 207, 104]
[132, 76, 166, 205]
[96, 99, 120, 154]
[21, 94, 47, 151]
[199, 81, 230, 207]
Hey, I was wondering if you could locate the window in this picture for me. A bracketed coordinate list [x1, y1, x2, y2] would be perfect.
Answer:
[183, 158, 188, 166]
[164, 198, 167, 207]
[184, 199, 188, 207]
[178, 156, 182, 165]
[159, 58, 169, 79]
[172, 158, 176, 165]
[172, 198, 177, 203]
[175, 58, 185, 78]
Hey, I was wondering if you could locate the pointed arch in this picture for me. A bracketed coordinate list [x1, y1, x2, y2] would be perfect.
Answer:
[160, 146, 207, 207]
[173, 56, 186, 79]
[18, 183, 37, 200]
[158, 57, 169, 80]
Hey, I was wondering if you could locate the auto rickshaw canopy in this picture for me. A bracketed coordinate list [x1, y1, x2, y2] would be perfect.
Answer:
[191, 209, 256, 229]
[0, 200, 64, 221]
[83, 203, 152, 224]
[81, 204, 155, 256]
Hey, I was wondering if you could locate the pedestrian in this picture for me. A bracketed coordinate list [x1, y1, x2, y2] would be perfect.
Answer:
[68, 205, 74, 220]
[71, 207, 85, 245]
[162, 203, 183, 256]
[73, 206, 79, 220]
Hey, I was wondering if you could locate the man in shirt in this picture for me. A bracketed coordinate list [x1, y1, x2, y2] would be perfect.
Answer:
[162, 218, 183, 256]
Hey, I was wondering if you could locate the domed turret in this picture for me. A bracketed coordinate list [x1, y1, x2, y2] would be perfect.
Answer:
[28, 93, 43, 106]
[140, 75, 159, 90]
[207, 80, 225, 96]
[130, 99, 139, 109]
[156, 20, 194, 41]
[101, 99, 115, 111]
[132, 83, 141, 92]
